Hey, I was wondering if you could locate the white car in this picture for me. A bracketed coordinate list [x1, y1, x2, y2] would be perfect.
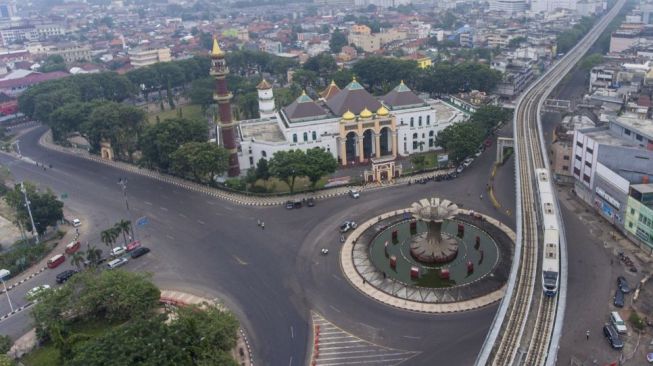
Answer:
[111, 246, 126, 257]
[340, 221, 357, 233]
[72, 218, 81, 227]
[349, 189, 360, 199]
[26, 284, 51, 301]
[107, 257, 128, 269]
[463, 157, 474, 167]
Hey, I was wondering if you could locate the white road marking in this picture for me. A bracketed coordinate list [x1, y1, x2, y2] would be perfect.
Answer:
[178, 213, 187, 218]
[402, 335, 421, 340]
[160, 206, 168, 211]
[329, 305, 341, 313]
[166, 234, 174, 240]
[197, 220, 205, 225]
[288, 356, 292, 366]
[144, 201, 153, 205]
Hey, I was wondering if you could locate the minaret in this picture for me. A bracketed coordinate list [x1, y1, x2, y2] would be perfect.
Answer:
[256, 79, 275, 118]
[210, 37, 240, 177]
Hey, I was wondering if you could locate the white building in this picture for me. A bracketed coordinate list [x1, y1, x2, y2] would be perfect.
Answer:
[489, 0, 528, 14]
[236, 79, 465, 170]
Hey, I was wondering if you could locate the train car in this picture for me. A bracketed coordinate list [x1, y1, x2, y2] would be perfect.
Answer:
[535, 168, 560, 297]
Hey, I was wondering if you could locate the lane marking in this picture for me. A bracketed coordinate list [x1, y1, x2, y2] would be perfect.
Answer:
[178, 213, 187, 218]
[197, 220, 205, 225]
[233, 255, 248, 265]
[166, 234, 174, 240]
[160, 206, 168, 211]
[329, 305, 341, 313]
[290, 326, 294, 339]
[402, 335, 421, 339]
[144, 201, 153, 206]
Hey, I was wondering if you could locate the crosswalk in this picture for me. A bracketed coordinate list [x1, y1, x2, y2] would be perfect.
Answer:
[310, 312, 418, 366]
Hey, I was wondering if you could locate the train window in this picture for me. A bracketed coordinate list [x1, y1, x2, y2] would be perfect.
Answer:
[583, 174, 590, 183]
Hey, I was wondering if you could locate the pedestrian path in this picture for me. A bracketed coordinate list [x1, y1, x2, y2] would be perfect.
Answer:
[310, 312, 418, 366]
[38, 129, 452, 207]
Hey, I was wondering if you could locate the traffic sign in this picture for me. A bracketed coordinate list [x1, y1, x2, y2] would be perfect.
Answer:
[136, 216, 149, 227]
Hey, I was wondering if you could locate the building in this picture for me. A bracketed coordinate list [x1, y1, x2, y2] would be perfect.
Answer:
[489, 0, 528, 14]
[128, 47, 171, 68]
[348, 29, 407, 53]
[625, 184, 653, 249]
[47, 43, 92, 64]
[0, 1, 16, 19]
[0, 71, 68, 96]
[236, 78, 465, 171]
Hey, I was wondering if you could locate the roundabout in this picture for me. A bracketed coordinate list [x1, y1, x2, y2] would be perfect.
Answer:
[340, 197, 516, 313]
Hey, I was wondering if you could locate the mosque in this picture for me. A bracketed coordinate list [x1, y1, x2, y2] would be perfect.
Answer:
[211, 38, 467, 178]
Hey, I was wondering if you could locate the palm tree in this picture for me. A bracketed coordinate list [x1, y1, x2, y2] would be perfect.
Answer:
[115, 220, 132, 245]
[70, 251, 85, 270]
[100, 227, 120, 252]
[86, 245, 103, 268]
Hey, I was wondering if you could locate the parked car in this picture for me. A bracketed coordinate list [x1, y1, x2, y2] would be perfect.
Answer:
[111, 246, 126, 257]
[463, 157, 474, 167]
[285, 200, 294, 209]
[617, 276, 631, 293]
[107, 257, 128, 269]
[340, 221, 357, 233]
[603, 324, 624, 349]
[293, 199, 302, 209]
[72, 218, 81, 227]
[610, 311, 627, 334]
[307, 197, 315, 207]
[26, 284, 51, 300]
[456, 165, 464, 174]
[126, 240, 141, 252]
[349, 189, 360, 199]
[47, 254, 66, 269]
[130, 247, 150, 259]
[613, 289, 625, 308]
[56, 270, 77, 284]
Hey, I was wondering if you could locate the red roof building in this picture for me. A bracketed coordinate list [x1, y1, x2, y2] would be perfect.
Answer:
[0, 71, 69, 96]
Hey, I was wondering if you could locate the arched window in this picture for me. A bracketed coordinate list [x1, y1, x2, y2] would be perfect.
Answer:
[400, 118, 404, 125]
[312, 131, 317, 140]
[292, 134, 297, 143]
[429, 130, 434, 136]
[410, 117, 414, 127]
[303, 132, 308, 142]
[418, 116, 422, 126]
[412, 133, 418, 139]
[427, 115, 431, 124]
[261, 150, 267, 158]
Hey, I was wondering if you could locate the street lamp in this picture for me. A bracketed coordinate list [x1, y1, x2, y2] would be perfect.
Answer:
[0, 269, 14, 312]
[20, 182, 39, 244]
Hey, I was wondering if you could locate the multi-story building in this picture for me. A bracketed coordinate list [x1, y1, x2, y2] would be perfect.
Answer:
[489, 0, 528, 14]
[0, 26, 38, 46]
[0, 1, 16, 19]
[128, 47, 171, 68]
[625, 184, 653, 249]
[47, 43, 92, 64]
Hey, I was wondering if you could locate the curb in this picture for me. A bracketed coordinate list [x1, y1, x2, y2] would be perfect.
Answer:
[37, 129, 453, 207]
[0, 302, 34, 323]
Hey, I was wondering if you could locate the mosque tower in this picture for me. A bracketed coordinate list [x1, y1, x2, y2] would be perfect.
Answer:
[256, 79, 275, 118]
[210, 37, 240, 177]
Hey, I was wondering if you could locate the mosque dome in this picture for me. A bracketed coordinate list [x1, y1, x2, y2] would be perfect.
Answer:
[360, 107, 373, 119]
[376, 106, 389, 116]
[342, 110, 356, 120]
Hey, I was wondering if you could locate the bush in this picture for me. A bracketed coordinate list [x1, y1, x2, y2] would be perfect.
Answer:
[629, 311, 645, 331]
[0, 241, 53, 279]
[0, 334, 12, 353]
[224, 178, 246, 191]
[249, 185, 269, 194]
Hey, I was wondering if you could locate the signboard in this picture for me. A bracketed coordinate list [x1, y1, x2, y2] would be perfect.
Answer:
[595, 186, 621, 210]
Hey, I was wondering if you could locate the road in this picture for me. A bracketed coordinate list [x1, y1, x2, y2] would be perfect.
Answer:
[0, 124, 515, 365]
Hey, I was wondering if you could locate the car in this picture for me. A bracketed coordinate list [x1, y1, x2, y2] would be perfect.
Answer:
[349, 189, 360, 199]
[339, 220, 357, 233]
[130, 247, 150, 259]
[610, 311, 627, 334]
[56, 270, 77, 284]
[111, 246, 126, 257]
[603, 324, 624, 349]
[456, 165, 464, 174]
[613, 288, 625, 308]
[107, 257, 128, 269]
[463, 157, 474, 167]
[126, 240, 141, 252]
[285, 200, 294, 209]
[72, 218, 81, 227]
[307, 197, 315, 207]
[617, 276, 631, 293]
[293, 200, 302, 209]
[26, 284, 51, 300]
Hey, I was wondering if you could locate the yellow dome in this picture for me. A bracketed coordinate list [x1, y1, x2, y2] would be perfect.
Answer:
[376, 106, 389, 116]
[342, 110, 356, 120]
[360, 107, 373, 119]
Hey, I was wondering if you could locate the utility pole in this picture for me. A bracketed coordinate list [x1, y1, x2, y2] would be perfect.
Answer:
[117, 178, 138, 241]
[20, 182, 38, 244]
[0, 269, 14, 312]
[14, 139, 21, 158]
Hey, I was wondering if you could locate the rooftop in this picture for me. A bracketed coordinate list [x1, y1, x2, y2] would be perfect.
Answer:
[615, 114, 653, 140]
[240, 119, 285, 143]
[631, 183, 653, 194]
[583, 127, 641, 148]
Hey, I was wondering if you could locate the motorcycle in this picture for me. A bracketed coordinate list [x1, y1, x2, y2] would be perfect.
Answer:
[321, 248, 329, 255]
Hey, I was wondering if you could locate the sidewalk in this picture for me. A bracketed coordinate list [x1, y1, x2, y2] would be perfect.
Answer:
[38, 129, 453, 207]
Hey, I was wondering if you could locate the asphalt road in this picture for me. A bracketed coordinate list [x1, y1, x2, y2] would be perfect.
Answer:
[0, 125, 516, 365]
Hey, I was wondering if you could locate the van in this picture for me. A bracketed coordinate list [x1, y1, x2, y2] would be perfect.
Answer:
[610, 311, 627, 334]
[47, 254, 65, 269]
[65, 241, 81, 254]
[603, 324, 624, 349]
[72, 218, 81, 227]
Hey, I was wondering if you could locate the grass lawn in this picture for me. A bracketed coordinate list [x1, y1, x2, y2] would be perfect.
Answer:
[21, 318, 123, 366]
[148, 104, 205, 124]
[404, 152, 442, 173]
[250, 176, 328, 194]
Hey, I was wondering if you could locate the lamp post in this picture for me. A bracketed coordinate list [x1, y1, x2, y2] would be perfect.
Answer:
[20, 182, 38, 244]
[117, 178, 138, 241]
[0, 269, 14, 312]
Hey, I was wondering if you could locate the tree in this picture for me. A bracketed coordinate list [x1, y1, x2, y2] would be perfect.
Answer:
[303, 53, 338, 81]
[352, 57, 418, 92]
[115, 219, 132, 245]
[435, 122, 484, 163]
[469, 106, 512, 134]
[100, 227, 119, 252]
[139, 117, 208, 171]
[0, 335, 11, 354]
[411, 155, 427, 171]
[255, 158, 270, 180]
[579, 53, 604, 71]
[303, 148, 337, 188]
[188, 77, 214, 112]
[70, 251, 85, 270]
[85, 245, 103, 268]
[329, 30, 348, 53]
[39, 55, 67, 73]
[268, 149, 307, 193]
[82, 102, 146, 159]
[4, 183, 64, 236]
[171, 142, 230, 183]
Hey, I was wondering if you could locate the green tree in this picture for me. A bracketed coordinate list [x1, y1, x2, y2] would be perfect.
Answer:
[171, 142, 230, 183]
[303, 53, 338, 80]
[114, 219, 132, 245]
[100, 227, 119, 253]
[255, 158, 271, 180]
[70, 251, 85, 270]
[82, 102, 146, 159]
[469, 106, 512, 134]
[4, 183, 64, 236]
[268, 149, 306, 193]
[303, 148, 337, 188]
[435, 122, 484, 163]
[85, 245, 103, 268]
[291, 69, 318, 89]
[507, 36, 527, 48]
[188, 77, 214, 112]
[0, 335, 11, 354]
[139, 117, 208, 171]
[579, 53, 604, 71]
[39, 55, 67, 73]
[411, 155, 427, 171]
[352, 57, 418, 92]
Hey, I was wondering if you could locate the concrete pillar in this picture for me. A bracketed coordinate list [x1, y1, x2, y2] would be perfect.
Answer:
[340, 139, 347, 166]
[392, 131, 398, 158]
[375, 132, 381, 158]
[358, 136, 364, 163]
